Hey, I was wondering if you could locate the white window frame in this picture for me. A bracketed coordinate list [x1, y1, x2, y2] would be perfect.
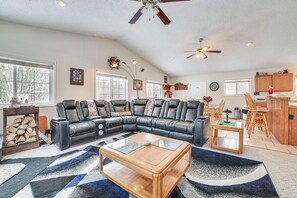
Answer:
[295, 75, 297, 96]
[96, 72, 128, 100]
[224, 79, 251, 96]
[146, 80, 163, 98]
[0, 56, 55, 106]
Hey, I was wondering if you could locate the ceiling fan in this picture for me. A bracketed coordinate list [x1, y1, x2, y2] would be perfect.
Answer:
[129, 0, 190, 25]
[185, 38, 222, 59]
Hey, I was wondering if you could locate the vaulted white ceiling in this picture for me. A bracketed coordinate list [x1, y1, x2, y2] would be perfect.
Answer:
[0, 0, 297, 76]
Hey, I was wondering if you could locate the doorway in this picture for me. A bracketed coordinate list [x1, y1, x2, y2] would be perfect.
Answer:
[190, 81, 207, 100]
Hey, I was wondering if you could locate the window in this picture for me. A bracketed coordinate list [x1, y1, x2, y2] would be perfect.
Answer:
[295, 76, 297, 96]
[0, 57, 54, 105]
[224, 79, 251, 96]
[96, 73, 128, 100]
[146, 81, 162, 98]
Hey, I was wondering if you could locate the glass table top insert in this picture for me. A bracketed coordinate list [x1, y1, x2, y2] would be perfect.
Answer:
[107, 138, 143, 155]
[152, 138, 183, 151]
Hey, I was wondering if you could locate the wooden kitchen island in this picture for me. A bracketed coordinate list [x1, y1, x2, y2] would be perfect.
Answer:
[266, 97, 297, 145]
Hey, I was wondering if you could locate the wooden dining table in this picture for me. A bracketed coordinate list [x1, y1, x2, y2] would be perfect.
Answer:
[204, 104, 219, 121]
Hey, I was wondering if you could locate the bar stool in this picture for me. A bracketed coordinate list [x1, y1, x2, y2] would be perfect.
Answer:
[245, 93, 270, 138]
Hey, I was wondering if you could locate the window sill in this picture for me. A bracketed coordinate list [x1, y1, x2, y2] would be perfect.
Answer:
[0, 104, 55, 110]
[224, 94, 245, 97]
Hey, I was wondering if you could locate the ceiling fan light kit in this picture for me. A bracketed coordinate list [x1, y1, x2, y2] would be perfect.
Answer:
[129, 0, 190, 25]
[185, 38, 222, 59]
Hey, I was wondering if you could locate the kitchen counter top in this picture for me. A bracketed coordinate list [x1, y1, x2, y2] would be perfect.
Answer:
[266, 96, 290, 101]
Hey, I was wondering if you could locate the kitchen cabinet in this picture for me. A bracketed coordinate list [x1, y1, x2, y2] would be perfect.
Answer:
[273, 73, 293, 92]
[255, 73, 293, 92]
[254, 75, 272, 92]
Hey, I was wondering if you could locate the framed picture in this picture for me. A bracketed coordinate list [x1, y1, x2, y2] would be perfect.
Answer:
[70, 68, 84, 86]
[133, 79, 143, 90]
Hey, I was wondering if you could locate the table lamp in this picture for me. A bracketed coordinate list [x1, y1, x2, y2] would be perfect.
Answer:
[223, 109, 232, 123]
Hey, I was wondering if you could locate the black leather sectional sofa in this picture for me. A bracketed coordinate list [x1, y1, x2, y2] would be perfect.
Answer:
[51, 99, 210, 150]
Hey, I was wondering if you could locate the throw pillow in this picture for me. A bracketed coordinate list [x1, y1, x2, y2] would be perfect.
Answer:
[144, 99, 155, 116]
[87, 100, 98, 116]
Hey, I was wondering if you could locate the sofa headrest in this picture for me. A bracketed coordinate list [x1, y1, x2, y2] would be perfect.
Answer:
[155, 99, 165, 107]
[111, 100, 127, 106]
[80, 100, 88, 108]
[62, 100, 76, 109]
[133, 99, 148, 105]
[168, 99, 180, 108]
[94, 100, 106, 107]
[187, 100, 200, 109]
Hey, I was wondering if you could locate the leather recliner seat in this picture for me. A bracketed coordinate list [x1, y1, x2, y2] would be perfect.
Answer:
[51, 98, 209, 150]
[130, 98, 208, 145]
[93, 100, 123, 135]
[51, 100, 100, 150]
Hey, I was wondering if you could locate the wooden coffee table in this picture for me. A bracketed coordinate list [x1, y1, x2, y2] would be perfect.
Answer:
[99, 133, 191, 198]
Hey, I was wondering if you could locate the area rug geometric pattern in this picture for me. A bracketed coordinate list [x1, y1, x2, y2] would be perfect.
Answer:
[17, 132, 279, 198]
[0, 163, 25, 185]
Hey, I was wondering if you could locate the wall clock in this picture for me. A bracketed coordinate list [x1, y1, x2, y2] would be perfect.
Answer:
[209, 82, 219, 91]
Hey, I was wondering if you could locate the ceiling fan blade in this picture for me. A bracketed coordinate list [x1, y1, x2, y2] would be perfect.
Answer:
[206, 50, 222, 53]
[129, 6, 144, 24]
[159, 0, 190, 2]
[186, 54, 196, 59]
[156, 6, 171, 25]
[184, 51, 196, 52]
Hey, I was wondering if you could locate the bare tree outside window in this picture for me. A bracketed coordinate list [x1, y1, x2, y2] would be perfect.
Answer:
[0, 62, 52, 105]
[0, 64, 14, 103]
[96, 73, 127, 100]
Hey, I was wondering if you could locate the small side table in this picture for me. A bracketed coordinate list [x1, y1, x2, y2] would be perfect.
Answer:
[209, 121, 244, 154]
[3, 106, 39, 156]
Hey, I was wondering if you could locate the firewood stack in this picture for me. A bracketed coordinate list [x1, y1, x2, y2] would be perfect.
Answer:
[6, 116, 37, 147]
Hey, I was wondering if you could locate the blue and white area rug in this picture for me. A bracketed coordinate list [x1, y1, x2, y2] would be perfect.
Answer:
[17, 133, 278, 198]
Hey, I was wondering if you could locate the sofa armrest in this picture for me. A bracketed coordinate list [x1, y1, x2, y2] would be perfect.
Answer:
[50, 118, 70, 150]
[85, 116, 101, 121]
[193, 116, 210, 146]
[52, 117, 67, 121]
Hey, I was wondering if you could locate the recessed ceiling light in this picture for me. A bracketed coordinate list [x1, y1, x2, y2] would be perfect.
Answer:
[57, 0, 66, 7]
[246, 42, 253, 46]
[170, 57, 174, 60]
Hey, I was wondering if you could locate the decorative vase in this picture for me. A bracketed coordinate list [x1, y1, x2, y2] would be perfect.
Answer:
[268, 85, 273, 95]
[10, 97, 21, 108]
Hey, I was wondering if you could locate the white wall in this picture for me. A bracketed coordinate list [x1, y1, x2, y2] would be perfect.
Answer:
[0, 20, 168, 131]
[171, 66, 297, 113]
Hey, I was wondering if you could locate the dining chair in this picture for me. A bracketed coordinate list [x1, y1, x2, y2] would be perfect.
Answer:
[214, 100, 225, 120]
[244, 93, 252, 129]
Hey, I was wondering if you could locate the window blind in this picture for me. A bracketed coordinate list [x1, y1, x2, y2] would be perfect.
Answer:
[0, 57, 54, 70]
[96, 72, 127, 80]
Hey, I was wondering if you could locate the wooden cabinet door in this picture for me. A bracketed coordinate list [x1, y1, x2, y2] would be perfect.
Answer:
[255, 75, 272, 92]
[273, 73, 293, 92]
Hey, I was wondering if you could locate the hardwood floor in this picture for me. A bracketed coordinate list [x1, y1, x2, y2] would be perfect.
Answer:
[218, 120, 297, 155]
